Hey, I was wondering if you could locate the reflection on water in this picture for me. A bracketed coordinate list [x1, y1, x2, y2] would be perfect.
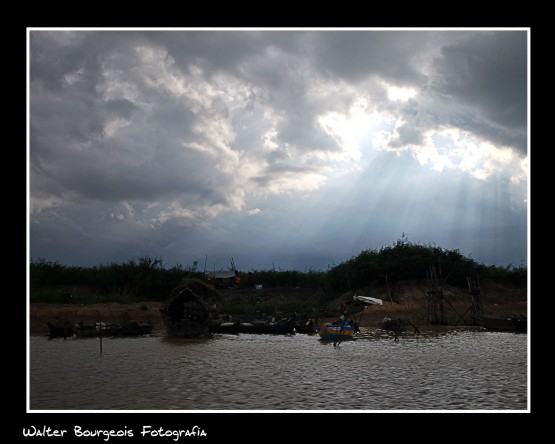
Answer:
[29, 330, 528, 411]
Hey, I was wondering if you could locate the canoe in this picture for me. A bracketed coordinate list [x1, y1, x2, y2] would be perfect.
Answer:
[112, 321, 153, 336]
[236, 319, 295, 334]
[47, 321, 77, 338]
[475, 315, 527, 332]
[76, 322, 153, 337]
[211, 318, 295, 335]
[294, 319, 316, 334]
[210, 321, 240, 334]
[318, 320, 354, 342]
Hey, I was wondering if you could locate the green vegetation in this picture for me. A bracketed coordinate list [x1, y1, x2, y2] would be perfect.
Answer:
[30, 238, 527, 305]
[325, 237, 527, 292]
[30, 256, 197, 304]
[239, 268, 327, 289]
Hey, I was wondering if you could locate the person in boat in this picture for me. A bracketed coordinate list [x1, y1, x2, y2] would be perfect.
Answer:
[332, 301, 349, 325]
[332, 314, 346, 325]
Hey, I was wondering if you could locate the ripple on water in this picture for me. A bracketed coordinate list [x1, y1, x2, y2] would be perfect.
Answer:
[29, 330, 528, 410]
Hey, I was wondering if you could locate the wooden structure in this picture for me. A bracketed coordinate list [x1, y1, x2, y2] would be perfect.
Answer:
[467, 274, 483, 321]
[426, 264, 446, 325]
[204, 270, 240, 288]
[160, 288, 218, 338]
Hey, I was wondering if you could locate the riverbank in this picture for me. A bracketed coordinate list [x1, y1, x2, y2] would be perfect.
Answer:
[29, 301, 166, 336]
[29, 299, 527, 336]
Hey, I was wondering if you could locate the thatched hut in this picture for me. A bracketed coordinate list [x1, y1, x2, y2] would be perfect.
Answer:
[159, 288, 218, 338]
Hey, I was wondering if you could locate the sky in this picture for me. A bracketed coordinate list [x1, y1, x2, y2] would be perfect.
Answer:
[28, 28, 529, 272]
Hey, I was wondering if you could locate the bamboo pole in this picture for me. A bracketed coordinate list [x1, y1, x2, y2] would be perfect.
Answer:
[385, 274, 393, 303]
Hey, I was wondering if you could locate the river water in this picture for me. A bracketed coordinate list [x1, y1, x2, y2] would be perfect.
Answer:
[28, 329, 528, 411]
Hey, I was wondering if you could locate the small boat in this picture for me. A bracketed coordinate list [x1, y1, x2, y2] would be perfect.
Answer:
[47, 321, 77, 338]
[294, 318, 316, 334]
[318, 319, 354, 342]
[211, 317, 295, 335]
[475, 315, 527, 332]
[74, 321, 153, 338]
[76, 322, 114, 337]
[236, 318, 295, 334]
[352, 295, 383, 306]
[210, 321, 240, 334]
[112, 321, 153, 336]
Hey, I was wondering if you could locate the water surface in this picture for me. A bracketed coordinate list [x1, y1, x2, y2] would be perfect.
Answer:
[29, 330, 528, 411]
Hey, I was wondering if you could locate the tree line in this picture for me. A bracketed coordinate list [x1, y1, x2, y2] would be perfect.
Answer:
[30, 238, 527, 304]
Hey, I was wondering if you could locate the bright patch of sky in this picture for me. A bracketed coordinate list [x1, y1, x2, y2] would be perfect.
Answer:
[385, 84, 418, 102]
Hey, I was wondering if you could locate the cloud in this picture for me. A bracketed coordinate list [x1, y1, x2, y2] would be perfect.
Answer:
[310, 31, 431, 83]
[29, 29, 528, 269]
[430, 31, 527, 154]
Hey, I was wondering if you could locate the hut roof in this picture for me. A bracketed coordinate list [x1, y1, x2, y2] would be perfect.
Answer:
[169, 288, 212, 312]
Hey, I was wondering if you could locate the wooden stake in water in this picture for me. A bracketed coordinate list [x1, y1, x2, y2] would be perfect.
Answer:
[99, 322, 103, 354]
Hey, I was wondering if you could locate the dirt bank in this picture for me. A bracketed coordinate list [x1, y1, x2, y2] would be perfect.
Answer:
[29, 285, 527, 336]
[29, 301, 166, 336]
[324, 278, 527, 327]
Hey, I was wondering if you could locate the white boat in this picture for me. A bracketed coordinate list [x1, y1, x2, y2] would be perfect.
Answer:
[353, 295, 383, 305]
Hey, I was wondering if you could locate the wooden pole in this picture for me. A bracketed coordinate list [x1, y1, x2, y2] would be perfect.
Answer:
[438, 290, 445, 324]
[385, 274, 393, 303]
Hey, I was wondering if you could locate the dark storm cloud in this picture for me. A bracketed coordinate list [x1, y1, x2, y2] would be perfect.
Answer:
[105, 98, 139, 118]
[30, 31, 124, 94]
[143, 30, 266, 74]
[139, 31, 350, 155]
[30, 32, 241, 208]
[431, 31, 527, 153]
[311, 31, 431, 83]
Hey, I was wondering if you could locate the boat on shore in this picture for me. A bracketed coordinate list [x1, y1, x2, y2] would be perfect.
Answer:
[76, 321, 152, 337]
[236, 318, 295, 334]
[210, 321, 240, 334]
[211, 318, 295, 335]
[47, 320, 153, 338]
[474, 315, 527, 332]
[294, 318, 316, 334]
[47, 321, 76, 338]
